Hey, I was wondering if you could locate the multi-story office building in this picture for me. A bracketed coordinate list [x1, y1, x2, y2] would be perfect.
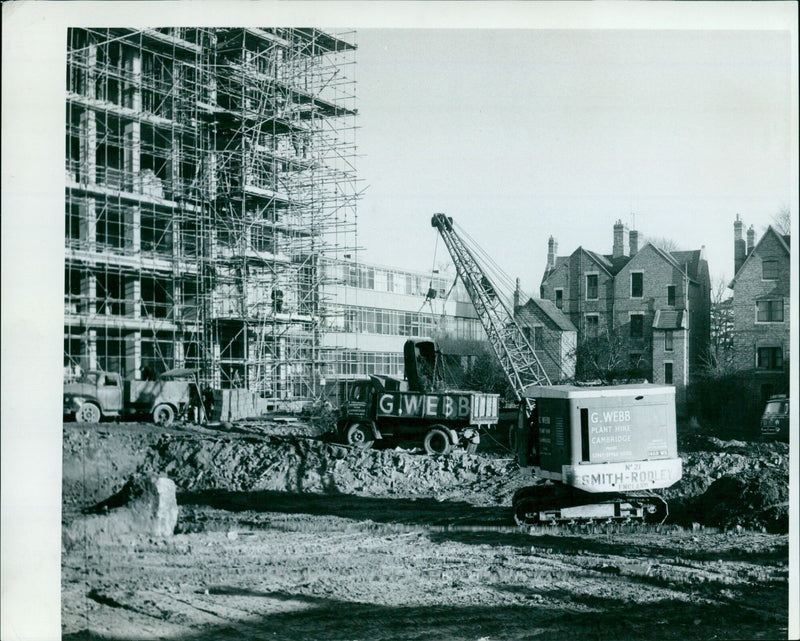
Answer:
[320, 259, 486, 391]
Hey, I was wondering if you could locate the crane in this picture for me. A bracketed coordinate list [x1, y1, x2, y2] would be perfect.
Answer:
[431, 213, 550, 403]
[431, 213, 682, 525]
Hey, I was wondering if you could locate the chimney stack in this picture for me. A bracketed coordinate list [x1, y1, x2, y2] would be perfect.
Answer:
[734, 215, 746, 274]
[514, 277, 521, 309]
[613, 219, 625, 258]
[629, 229, 639, 257]
[746, 225, 756, 256]
[547, 236, 557, 270]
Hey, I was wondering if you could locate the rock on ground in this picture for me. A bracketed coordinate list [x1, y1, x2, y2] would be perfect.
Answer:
[63, 474, 178, 549]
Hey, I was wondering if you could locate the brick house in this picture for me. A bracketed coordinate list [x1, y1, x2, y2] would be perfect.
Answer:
[729, 216, 791, 409]
[513, 292, 577, 383]
[540, 220, 710, 412]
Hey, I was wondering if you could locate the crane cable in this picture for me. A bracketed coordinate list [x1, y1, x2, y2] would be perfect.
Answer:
[450, 221, 572, 381]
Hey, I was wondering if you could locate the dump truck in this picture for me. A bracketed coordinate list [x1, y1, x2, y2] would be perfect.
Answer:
[431, 213, 682, 523]
[337, 339, 500, 454]
[63, 368, 200, 426]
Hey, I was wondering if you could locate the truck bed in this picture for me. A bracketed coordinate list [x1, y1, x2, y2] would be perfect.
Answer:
[126, 380, 191, 409]
[375, 389, 499, 426]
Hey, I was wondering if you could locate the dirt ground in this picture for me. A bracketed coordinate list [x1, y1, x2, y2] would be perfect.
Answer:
[61, 420, 790, 640]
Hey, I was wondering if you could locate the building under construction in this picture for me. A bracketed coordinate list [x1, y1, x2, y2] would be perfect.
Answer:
[65, 28, 359, 404]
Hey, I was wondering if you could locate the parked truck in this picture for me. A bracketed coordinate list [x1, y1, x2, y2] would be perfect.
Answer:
[63, 368, 200, 426]
[337, 339, 500, 454]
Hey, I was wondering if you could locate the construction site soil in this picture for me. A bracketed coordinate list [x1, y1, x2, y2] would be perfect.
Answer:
[62, 420, 790, 640]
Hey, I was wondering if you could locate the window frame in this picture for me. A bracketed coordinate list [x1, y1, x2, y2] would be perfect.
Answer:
[585, 313, 599, 338]
[756, 299, 784, 323]
[756, 346, 783, 371]
[629, 312, 644, 339]
[585, 273, 599, 301]
[664, 361, 674, 385]
[666, 284, 676, 307]
[630, 271, 644, 298]
[762, 259, 779, 281]
[554, 288, 564, 309]
[664, 330, 673, 352]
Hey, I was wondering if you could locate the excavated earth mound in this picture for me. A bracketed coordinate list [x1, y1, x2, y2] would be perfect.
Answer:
[63, 424, 789, 532]
[140, 433, 520, 504]
[663, 435, 789, 532]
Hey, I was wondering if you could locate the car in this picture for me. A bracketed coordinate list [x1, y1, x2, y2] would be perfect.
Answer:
[760, 395, 789, 442]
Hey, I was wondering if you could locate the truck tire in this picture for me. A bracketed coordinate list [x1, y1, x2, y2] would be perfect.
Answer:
[423, 427, 452, 456]
[346, 423, 374, 448]
[153, 403, 175, 427]
[76, 402, 101, 424]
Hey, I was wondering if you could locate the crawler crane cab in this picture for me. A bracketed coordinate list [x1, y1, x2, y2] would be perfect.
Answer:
[513, 384, 681, 524]
[430, 213, 682, 524]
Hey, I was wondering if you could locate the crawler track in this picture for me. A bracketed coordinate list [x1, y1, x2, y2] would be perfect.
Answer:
[512, 483, 668, 526]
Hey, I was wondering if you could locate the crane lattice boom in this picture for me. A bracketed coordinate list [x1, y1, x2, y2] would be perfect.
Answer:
[431, 213, 550, 403]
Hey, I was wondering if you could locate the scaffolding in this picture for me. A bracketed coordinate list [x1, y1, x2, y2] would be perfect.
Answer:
[64, 28, 359, 404]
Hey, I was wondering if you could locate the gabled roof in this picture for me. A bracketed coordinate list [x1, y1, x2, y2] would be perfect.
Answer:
[541, 255, 569, 283]
[542, 239, 707, 285]
[652, 309, 687, 330]
[730, 225, 791, 287]
[604, 255, 631, 275]
[518, 298, 577, 332]
[625, 242, 701, 285]
[670, 249, 703, 280]
[645, 242, 681, 269]
[541, 248, 617, 283]
[582, 248, 615, 274]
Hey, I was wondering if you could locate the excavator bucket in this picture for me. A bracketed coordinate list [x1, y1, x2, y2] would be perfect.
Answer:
[403, 339, 438, 393]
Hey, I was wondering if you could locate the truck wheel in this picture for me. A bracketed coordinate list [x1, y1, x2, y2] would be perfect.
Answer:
[424, 427, 452, 456]
[346, 423, 374, 448]
[153, 404, 175, 427]
[76, 402, 101, 423]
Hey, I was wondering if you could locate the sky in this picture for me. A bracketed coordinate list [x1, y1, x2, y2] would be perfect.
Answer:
[354, 28, 796, 297]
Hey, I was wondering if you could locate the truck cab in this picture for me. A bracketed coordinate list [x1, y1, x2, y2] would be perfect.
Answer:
[63, 370, 124, 422]
[63, 368, 199, 426]
[341, 378, 383, 419]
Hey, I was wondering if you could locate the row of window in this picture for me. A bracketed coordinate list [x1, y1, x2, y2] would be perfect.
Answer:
[66, 200, 297, 259]
[583, 313, 647, 339]
[320, 351, 405, 378]
[325, 262, 458, 300]
[582, 297, 783, 345]
[341, 306, 484, 342]
[561, 274, 676, 305]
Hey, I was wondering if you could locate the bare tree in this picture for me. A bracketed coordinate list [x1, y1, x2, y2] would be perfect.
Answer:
[572, 327, 650, 384]
[645, 236, 683, 253]
[700, 276, 735, 376]
[771, 207, 791, 236]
